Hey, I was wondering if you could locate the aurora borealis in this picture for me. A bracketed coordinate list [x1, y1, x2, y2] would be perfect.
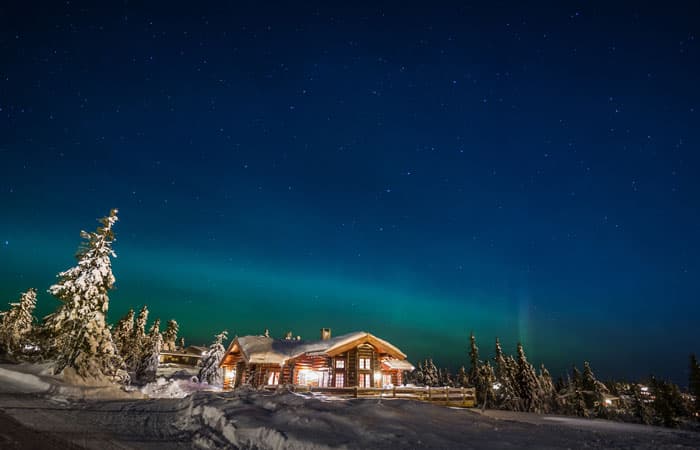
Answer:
[1, 2, 698, 383]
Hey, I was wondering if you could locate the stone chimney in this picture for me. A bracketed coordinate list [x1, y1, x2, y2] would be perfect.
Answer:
[321, 328, 332, 340]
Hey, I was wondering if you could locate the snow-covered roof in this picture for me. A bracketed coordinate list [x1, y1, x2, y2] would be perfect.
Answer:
[233, 331, 408, 365]
[382, 359, 415, 371]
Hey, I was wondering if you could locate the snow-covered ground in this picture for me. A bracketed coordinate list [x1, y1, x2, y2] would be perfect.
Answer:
[0, 362, 698, 449]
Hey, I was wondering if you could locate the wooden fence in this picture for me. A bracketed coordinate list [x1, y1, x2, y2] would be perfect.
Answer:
[268, 385, 477, 407]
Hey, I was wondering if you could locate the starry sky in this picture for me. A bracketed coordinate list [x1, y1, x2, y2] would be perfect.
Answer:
[1, 2, 698, 384]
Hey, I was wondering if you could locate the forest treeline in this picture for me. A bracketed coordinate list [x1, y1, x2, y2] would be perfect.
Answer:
[405, 332, 700, 428]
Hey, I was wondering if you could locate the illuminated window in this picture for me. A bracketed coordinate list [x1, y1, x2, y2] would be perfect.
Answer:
[359, 358, 371, 370]
[335, 359, 345, 369]
[267, 371, 280, 385]
[359, 373, 371, 387]
[335, 373, 344, 387]
[382, 374, 392, 387]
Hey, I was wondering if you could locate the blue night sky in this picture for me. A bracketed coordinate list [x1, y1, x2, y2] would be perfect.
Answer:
[1, 2, 698, 383]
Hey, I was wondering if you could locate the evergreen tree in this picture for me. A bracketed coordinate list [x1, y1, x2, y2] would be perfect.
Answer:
[478, 361, 496, 410]
[650, 377, 689, 427]
[516, 342, 541, 412]
[581, 361, 608, 409]
[162, 319, 179, 352]
[135, 318, 162, 382]
[554, 375, 565, 393]
[456, 366, 469, 387]
[425, 359, 439, 387]
[493, 338, 518, 410]
[538, 364, 556, 413]
[199, 330, 228, 385]
[125, 305, 149, 371]
[630, 383, 652, 424]
[442, 368, 454, 387]
[112, 308, 134, 356]
[468, 331, 480, 386]
[0, 288, 37, 356]
[413, 361, 425, 386]
[573, 388, 588, 417]
[41, 209, 123, 379]
[571, 365, 583, 390]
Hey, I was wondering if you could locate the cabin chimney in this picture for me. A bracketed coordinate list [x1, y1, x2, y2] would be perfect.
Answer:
[321, 328, 331, 340]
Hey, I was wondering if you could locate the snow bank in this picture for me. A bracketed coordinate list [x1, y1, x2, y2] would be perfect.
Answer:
[1, 363, 698, 449]
[140, 376, 220, 398]
[0, 366, 52, 393]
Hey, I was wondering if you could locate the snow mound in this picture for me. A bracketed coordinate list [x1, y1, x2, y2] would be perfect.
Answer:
[0, 366, 52, 393]
[141, 376, 221, 398]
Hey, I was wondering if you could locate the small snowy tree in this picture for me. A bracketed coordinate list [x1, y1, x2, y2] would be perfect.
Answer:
[478, 361, 496, 410]
[162, 319, 179, 352]
[135, 318, 162, 382]
[423, 358, 439, 387]
[582, 361, 608, 410]
[112, 308, 134, 356]
[0, 288, 37, 355]
[199, 331, 228, 385]
[538, 364, 556, 413]
[41, 209, 123, 379]
[125, 305, 149, 371]
[456, 366, 469, 387]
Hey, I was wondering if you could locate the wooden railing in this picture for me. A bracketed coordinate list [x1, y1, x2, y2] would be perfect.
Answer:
[267, 385, 476, 407]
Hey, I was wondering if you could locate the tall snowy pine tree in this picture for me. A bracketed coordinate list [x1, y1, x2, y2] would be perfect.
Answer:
[199, 331, 228, 385]
[41, 209, 123, 379]
[493, 338, 519, 410]
[516, 342, 541, 412]
[162, 319, 179, 352]
[468, 331, 480, 386]
[0, 288, 37, 355]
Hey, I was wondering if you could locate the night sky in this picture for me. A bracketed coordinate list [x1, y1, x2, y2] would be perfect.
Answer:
[1, 2, 698, 384]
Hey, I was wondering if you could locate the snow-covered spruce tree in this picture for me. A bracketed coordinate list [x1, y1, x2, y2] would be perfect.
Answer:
[0, 288, 37, 355]
[468, 331, 480, 387]
[412, 361, 424, 385]
[582, 361, 608, 410]
[162, 319, 179, 352]
[135, 318, 162, 382]
[112, 308, 134, 356]
[456, 366, 469, 387]
[571, 364, 582, 390]
[537, 364, 556, 413]
[493, 338, 519, 410]
[478, 361, 496, 410]
[199, 330, 228, 385]
[42, 209, 124, 379]
[424, 358, 439, 387]
[125, 305, 149, 371]
[516, 342, 541, 412]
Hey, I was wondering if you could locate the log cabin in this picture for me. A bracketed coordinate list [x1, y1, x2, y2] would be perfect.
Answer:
[220, 328, 415, 389]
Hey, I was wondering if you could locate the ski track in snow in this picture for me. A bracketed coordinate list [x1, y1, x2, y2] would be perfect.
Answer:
[1, 364, 699, 449]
